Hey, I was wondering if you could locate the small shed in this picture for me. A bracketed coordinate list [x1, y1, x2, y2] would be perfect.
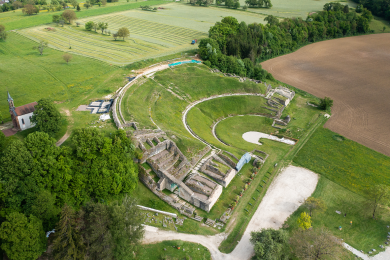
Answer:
[236, 153, 251, 171]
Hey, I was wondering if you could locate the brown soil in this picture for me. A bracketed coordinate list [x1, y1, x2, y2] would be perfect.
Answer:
[262, 34, 390, 157]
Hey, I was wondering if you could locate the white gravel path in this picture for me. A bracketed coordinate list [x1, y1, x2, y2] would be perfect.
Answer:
[242, 131, 296, 145]
[143, 166, 319, 260]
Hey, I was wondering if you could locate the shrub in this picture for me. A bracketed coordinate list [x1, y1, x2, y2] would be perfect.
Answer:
[319, 97, 333, 111]
[85, 21, 94, 31]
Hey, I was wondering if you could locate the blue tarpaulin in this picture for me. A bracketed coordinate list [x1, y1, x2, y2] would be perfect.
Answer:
[168, 60, 201, 67]
[236, 153, 251, 171]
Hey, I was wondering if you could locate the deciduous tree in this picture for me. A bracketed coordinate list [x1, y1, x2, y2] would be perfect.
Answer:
[33, 40, 48, 55]
[62, 9, 77, 24]
[22, 4, 39, 15]
[0, 212, 46, 260]
[31, 98, 62, 135]
[319, 97, 333, 110]
[366, 184, 390, 219]
[250, 228, 290, 260]
[117, 27, 130, 40]
[63, 53, 72, 63]
[297, 212, 311, 230]
[98, 22, 108, 34]
[290, 227, 344, 260]
[52, 14, 61, 25]
[85, 21, 94, 30]
[303, 197, 326, 216]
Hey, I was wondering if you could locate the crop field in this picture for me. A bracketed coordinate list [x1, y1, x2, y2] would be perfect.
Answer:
[262, 33, 390, 157]
[18, 20, 205, 65]
[118, 3, 269, 32]
[15, 2, 271, 65]
[236, 0, 357, 18]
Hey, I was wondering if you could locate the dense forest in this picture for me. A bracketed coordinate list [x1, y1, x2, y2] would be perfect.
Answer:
[353, 0, 390, 21]
[0, 127, 142, 259]
[199, 3, 372, 79]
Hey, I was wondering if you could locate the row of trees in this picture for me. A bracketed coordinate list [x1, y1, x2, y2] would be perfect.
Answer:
[199, 4, 371, 78]
[84, 21, 130, 40]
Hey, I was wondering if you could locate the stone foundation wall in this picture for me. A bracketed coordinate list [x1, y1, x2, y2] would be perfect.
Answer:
[218, 153, 237, 168]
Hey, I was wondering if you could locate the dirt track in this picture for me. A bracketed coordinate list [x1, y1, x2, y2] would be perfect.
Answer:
[262, 34, 390, 157]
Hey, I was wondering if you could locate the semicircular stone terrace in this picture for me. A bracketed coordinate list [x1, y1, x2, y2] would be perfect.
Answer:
[116, 61, 296, 214]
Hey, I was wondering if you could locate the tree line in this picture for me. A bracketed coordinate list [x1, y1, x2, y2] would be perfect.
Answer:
[189, 0, 272, 9]
[0, 99, 141, 259]
[353, 0, 390, 21]
[199, 3, 372, 79]
[0, 0, 109, 14]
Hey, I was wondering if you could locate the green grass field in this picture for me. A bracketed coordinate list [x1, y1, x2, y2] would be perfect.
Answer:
[285, 176, 390, 254]
[0, 32, 126, 119]
[0, 0, 169, 30]
[294, 127, 390, 196]
[136, 240, 211, 259]
[12, 2, 272, 65]
[17, 16, 204, 65]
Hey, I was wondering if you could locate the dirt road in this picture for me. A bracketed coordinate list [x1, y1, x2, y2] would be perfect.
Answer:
[143, 166, 319, 259]
[262, 34, 390, 157]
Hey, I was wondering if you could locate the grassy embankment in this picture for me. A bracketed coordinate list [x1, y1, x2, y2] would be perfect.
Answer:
[122, 63, 326, 245]
[122, 64, 265, 158]
[136, 240, 211, 260]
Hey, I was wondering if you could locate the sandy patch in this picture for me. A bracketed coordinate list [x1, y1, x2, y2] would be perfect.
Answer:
[242, 131, 296, 145]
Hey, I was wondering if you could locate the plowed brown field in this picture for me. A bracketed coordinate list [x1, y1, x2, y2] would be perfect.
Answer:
[262, 34, 390, 157]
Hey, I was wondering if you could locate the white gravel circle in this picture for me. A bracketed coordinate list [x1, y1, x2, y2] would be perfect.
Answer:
[242, 131, 296, 145]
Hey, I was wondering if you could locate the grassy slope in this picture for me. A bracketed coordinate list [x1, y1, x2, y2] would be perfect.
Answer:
[294, 127, 390, 196]
[136, 240, 211, 260]
[0, 32, 123, 119]
[285, 176, 390, 254]
[187, 96, 271, 157]
[122, 64, 266, 158]
[0, 0, 169, 30]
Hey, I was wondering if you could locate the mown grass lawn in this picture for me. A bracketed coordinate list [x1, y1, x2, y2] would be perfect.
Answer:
[285, 176, 390, 254]
[294, 127, 390, 196]
[136, 240, 211, 260]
